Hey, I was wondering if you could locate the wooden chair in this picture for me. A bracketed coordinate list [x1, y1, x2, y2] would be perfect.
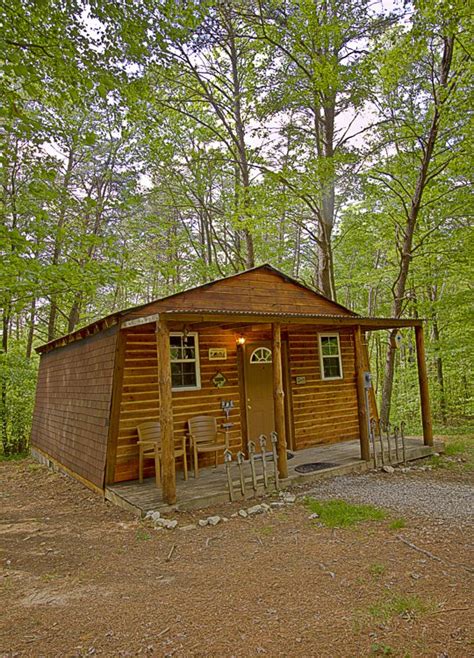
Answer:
[187, 415, 228, 478]
[137, 421, 188, 486]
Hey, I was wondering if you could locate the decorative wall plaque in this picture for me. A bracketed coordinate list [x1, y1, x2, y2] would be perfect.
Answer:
[296, 375, 306, 385]
[209, 347, 227, 361]
[212, 372, 227, 388]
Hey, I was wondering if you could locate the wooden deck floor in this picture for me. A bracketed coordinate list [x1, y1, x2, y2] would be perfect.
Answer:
[105, 437, 441, 516]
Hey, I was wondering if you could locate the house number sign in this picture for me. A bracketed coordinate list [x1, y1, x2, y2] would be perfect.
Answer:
[212, 372, 227, 388]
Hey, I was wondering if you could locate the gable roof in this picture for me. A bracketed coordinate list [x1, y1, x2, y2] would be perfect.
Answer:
[37, 263, 358, 353]
[121, 263, 358, 321]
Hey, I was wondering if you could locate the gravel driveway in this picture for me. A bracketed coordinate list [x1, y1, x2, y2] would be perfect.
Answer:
[307, 473, 474, 520]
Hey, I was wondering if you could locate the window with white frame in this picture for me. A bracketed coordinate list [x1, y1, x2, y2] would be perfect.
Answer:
[318, 333, 343, 380]
[249, 347, 272, 364]
[170, 332, 201, 390]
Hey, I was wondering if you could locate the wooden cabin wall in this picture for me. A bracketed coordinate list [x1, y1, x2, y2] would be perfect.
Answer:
[30, 327, 118, 488]
[114, 323, 378, 482]
[114, 324, 242, 483]
[287, 326, 361, 449]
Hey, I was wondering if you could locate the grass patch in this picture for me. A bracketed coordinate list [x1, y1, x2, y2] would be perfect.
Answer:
[427, 436, 473, 471]
[306, 498, 386, 528]
[444, 438, 474, 458]
[135, 528, 152, 541]
[257, 525, 274, 537]
[369, 563, 386, 577]
[0, 451, 28, 462]
[369, 593, 431, 622]
[389, 518, 406, 530]
[370, 643, 394, 656]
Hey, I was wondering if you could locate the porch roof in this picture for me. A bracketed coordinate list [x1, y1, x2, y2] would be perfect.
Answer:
[158, 308, 423, 331]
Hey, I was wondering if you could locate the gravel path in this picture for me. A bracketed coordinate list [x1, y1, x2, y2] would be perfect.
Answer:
[307, 473, 474, 520]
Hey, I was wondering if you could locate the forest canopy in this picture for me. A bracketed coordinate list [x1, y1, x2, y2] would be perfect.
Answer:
[1, 0, 472, 455]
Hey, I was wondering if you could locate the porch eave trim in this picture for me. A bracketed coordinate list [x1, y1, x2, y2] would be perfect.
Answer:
[162, 309, 423, 329]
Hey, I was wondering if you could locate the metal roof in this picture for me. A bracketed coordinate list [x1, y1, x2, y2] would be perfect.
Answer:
[36, 264, 421, 354]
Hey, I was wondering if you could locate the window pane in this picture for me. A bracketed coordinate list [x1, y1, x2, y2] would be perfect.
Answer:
[183, 372, 197, 387]
[172, 370, 183, 387]
[171, 356, 198, 388]
[323, 356, 341, 379]
[321, 336, 339, 356]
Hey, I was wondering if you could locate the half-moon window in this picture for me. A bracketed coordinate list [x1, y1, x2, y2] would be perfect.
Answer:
[249, 347, 272, 364]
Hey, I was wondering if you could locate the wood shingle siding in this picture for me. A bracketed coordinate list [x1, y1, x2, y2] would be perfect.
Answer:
[31, 327, 118, 488]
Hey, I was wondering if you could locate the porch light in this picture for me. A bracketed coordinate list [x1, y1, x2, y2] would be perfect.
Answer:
[236, 336, 246, 345]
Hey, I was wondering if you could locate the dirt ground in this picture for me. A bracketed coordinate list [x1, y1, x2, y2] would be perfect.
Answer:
[1, 457, 473, 658]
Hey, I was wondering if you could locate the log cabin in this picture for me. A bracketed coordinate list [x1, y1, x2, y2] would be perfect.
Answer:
[30, 264, 433, 505]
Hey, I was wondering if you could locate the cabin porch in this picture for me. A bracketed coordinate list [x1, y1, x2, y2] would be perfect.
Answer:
[105, 436, 442, 516]
[107, 310, 433, 507]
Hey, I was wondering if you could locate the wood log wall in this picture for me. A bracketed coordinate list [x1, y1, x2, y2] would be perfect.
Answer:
[113, 323, 368, 483]
[114, 324, 242, 482]
[287, 327, 360, 449]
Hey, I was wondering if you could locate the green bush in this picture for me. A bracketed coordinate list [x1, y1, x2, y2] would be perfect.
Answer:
[0, 349, 38, 457]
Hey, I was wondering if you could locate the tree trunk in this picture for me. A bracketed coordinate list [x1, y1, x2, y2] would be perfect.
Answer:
[227, 9, 255, 269]
[48, 147, 75, 340]
[380, 36, 454, 425]
[26, 297, 36, 359]
[0, 306, 10, 456]
[68, 294, 82, 333]
[429, 285, 447, 423]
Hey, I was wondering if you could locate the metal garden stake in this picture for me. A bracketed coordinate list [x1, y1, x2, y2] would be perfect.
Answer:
[224, 449, 234, 502]
[270, 431, 280, 490]
[259, 434, 268, 489]
[370, 418, 378, 469]
[378, 420, 385, 466]
[394, 426, 400, 462]
[248, 440, 258, 494]
[237, 451, 246, 496]
[400, 421, 407, 466]
[386, 421, 392, 464]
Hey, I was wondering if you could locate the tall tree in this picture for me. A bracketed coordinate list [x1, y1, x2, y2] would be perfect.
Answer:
[371, 0, 469, 423]
[248, 0, 393, 298]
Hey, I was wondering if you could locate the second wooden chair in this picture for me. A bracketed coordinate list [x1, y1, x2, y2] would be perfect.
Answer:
[187, 415, 228, 478]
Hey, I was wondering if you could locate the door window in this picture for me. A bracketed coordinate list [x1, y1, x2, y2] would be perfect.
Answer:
[249, 347, 272, 364]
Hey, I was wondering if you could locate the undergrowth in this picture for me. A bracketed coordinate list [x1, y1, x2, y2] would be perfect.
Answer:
[0, 451, 28, 462]
[305, 498, 386, 527]
[368, 593, 432, 622]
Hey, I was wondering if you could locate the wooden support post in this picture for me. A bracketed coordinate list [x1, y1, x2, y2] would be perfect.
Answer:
[156, 316, 176, 504]
[236, 342, 249, 453]
[105, 329, 126, 486]
[354, 325, 371, 461]
[415, 324, 433, 446]
[272, 323, 288, 479]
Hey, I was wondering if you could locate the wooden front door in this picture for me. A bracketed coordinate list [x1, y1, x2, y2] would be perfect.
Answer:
[244, 342, 274, 450]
